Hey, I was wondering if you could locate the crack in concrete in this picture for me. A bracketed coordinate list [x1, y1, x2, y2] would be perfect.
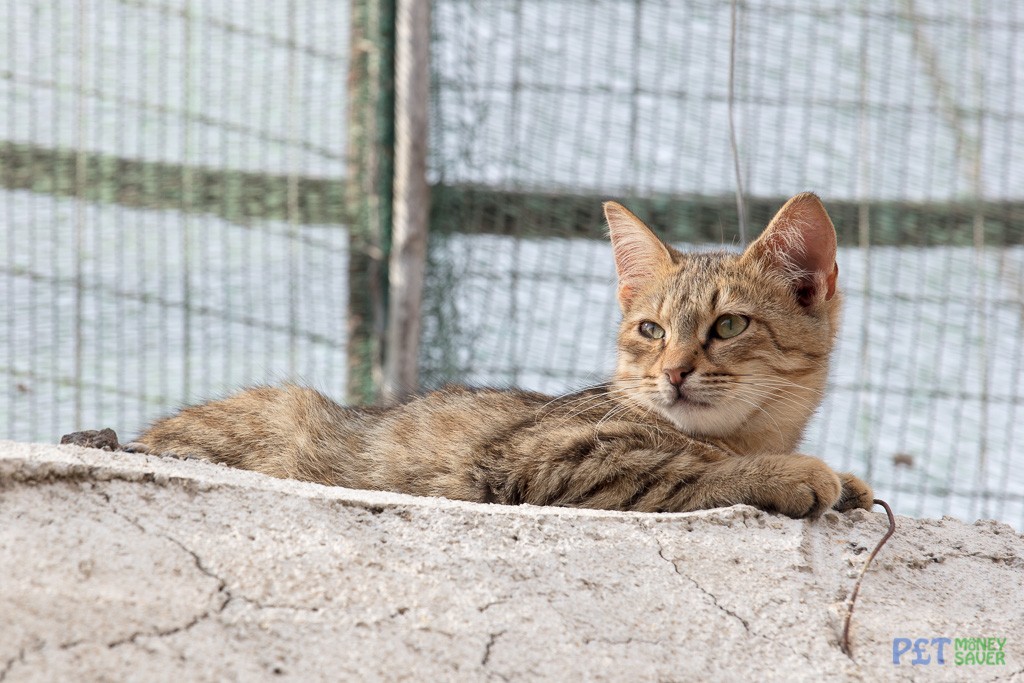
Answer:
[679, 570, 752, 634]
[477, 597, 512, 614]
[991, 664, 1024, 681]
[642, 523, 836, 674]
[646, 528, 752, 634]
[104, 595, 231, 651]
[232, 595, 324, 614]
[0, 641, 46, 683]
[417, 626, 456, 640]
[481, 630, 505, 667]
[93, 491, 234, 651]
[0, 648, 25, 683]
[582, 636, 663, 647]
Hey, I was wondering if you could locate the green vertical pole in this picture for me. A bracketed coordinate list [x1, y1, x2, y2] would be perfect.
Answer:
[346, 0, 396, 404]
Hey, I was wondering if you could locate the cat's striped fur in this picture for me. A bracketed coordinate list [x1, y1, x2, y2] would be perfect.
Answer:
[65, 193, 872, 518]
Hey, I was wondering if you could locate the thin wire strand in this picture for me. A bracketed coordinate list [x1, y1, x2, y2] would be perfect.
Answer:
[727, 0, 747, 245]
[286, 0, 299, 379]
[73, 0, 88, 430]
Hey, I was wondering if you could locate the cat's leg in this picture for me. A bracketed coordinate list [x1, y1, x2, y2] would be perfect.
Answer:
[643, 457, 871, 518]
[498, 423, 866, 518]
[495, 418, 870, 518]
[673, 453, 839, 517]
[691, 454, 874, 515]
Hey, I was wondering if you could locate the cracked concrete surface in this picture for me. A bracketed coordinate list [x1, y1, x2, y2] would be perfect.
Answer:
[1, 440, 1022, 682]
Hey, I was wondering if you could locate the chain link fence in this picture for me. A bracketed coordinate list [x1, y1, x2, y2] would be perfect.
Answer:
[2, 0, 1022, 528]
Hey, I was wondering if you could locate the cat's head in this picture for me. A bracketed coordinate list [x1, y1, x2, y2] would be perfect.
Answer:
[605, 193, 841, 454]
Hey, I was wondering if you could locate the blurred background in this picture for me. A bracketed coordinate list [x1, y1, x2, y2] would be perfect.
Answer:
[1, 0, 1022, 528]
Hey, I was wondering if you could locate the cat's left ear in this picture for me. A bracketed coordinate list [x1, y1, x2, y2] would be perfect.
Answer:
[743, 192, 838, 307]
[604, 201, 675, 310]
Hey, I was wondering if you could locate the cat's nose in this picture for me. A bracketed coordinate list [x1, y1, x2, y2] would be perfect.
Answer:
[665, 366, 694, 387]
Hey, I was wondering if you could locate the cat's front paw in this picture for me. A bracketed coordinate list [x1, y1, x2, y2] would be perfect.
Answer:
[834, 472, 873, 511]
[760, 455, 843, 518]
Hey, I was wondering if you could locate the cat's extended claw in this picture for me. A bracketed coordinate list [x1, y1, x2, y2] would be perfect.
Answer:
[60, 428, 122, 451]
[834, 472, 873, 511]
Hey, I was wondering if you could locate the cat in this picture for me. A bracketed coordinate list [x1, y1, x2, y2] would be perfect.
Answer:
[62, 193, 872, 518]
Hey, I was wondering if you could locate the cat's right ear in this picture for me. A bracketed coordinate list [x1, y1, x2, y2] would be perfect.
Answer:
[604, 201, 674, 310]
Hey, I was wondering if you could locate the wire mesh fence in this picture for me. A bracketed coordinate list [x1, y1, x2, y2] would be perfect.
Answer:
[1, 0, 351, 442]
[2, 0, 1022, 528]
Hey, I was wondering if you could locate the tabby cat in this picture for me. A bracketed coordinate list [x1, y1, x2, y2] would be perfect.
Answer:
[62, 193, 871, 518]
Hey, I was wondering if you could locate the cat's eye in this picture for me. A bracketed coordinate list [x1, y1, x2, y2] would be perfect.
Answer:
[713, 314, 749, 339]
[639, 321, 665, 339]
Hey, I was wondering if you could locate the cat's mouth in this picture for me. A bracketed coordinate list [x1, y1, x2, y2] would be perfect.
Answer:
[641, 384, 743, 437]
[670, 389, 713, 409]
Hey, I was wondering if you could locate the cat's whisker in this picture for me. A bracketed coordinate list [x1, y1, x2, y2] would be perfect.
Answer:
[736, 377, 813, 396]
[746, 385, 817, 409]
[561, 400, 627, 425]
[594, 404, 631, 432]
[737, 377, 819, 407]
[733, 380, 817, 407]
[558, 388, 633, 412]
[548, 378, 651, 417]
[541, 386, 625, 415]
[594, 394, 665, 442]
[728, 394, 785, 441]
[734, 373, 813, 390]
[632, 401, 668, 443]
[535, 382, 620, 414]
[543, 395, 609, 420]
[685, 374, 818, 418]
[733, 386, 818, 417]
[731, 373, 817, 396]
[553, 390, 643, 426]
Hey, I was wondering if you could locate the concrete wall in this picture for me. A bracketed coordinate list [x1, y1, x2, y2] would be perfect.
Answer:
[2, 440, 1021, 682]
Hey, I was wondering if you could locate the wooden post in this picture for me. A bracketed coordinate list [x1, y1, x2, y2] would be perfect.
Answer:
[346, 0, 396, 404]
[383, 0, 430, 402]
